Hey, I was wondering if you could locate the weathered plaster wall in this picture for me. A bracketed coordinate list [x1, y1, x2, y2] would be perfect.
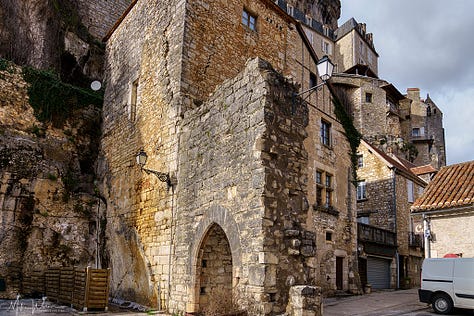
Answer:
[428, 212, 474, 258]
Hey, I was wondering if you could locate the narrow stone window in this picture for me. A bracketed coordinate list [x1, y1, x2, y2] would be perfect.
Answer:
[130, 78, 139, 121]
[365, 92, 372, 103]
[325, 231, 333, 241]
[321, 119, 331, 147]
[242, 9, 257, 31]
[309, 72, 317, 89]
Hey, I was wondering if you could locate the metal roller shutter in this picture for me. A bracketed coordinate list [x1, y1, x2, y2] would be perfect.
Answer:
[367, 256, 391, 289]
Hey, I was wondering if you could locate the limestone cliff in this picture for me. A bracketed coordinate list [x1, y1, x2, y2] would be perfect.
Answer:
[0, 61, 105, 298]
[0, 0, 130, 85]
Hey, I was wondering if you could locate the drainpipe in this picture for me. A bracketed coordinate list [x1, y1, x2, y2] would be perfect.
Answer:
[423, 214, 430, 258]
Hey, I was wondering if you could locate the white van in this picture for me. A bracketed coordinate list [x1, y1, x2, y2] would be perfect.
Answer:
[419, 258, 474, 314]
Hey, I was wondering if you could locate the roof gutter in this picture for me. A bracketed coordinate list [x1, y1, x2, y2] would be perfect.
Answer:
[411, 204, 474, 217]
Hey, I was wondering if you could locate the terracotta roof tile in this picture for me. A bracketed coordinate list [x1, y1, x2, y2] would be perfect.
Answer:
[412, 160, 474, 212]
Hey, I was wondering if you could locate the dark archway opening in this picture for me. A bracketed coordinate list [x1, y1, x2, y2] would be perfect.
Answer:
[196, 224, 233, 314]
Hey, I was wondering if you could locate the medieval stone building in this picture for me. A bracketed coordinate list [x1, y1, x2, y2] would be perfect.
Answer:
[356, 140, 426, 289]
[329, 20, 446, 291]
[0, 0, 448, 313]
[98, 0, 371, 314]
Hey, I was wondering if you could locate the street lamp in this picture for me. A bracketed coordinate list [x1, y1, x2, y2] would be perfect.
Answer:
[295, 55, 335, 98]
[136, 149, 172, 188]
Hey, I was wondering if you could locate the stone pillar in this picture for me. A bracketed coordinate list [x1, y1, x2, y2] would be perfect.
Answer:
[287, 285, 322, 316]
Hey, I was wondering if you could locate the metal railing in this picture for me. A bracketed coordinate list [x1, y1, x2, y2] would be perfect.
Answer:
[408, 232, 424, 248]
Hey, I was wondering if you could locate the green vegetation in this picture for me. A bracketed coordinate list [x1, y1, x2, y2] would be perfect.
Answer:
[61, 168, 79, 202]
[0, 58, 14, 73]
[30, 125, 46, 137]
[401, 141, 419, 162]
[330, 85, 362, 184]
[22, 67, 103, 127]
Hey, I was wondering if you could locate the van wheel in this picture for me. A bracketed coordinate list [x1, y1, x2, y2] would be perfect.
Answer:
[432, 293, 453, 314]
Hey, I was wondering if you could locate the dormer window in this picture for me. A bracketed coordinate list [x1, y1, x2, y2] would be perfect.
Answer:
[242, 9, 257, 31]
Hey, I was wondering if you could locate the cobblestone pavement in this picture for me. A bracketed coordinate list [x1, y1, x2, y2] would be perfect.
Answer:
[323, 288, 474, 316]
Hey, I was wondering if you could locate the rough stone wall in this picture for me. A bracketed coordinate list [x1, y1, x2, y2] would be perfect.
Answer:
[393, 172, 424, 287]
[173, 58, 272, 313]
[0, 62, 103, 299]
[334, 28, 378, 76]
[394, 173, 424, 257]
[356, 144, 395, 230]
[76, 0, 131, 39]
[101, 0, 358, 312]
[428, 211, 474, 258]
[286, 0, 340, 30]
[0, 0, 122, 83]
[99, 0, 185, 306]
[405, 88, 446, 168]
[0, 0, 61, 69]
[181, 0, 298, 109]
[331, 76, 389, 141]
[424, 97, 446, 168]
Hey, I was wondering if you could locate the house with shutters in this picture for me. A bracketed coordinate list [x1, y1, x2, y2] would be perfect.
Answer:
[411, 160, 474, 259]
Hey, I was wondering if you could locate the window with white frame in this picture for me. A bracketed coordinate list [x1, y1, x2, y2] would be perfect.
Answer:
[357, 180, 367, 201]
[322, 40, 331, 54]
[412, 127, 425, 137]
[321, 119, 331, 147]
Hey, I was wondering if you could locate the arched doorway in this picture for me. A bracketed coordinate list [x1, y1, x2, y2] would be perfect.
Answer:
[196, 223, 233, 313]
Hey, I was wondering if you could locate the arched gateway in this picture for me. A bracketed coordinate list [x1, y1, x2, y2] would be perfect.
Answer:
[188, 206, 242, 314]
[196, 224, 233, 312]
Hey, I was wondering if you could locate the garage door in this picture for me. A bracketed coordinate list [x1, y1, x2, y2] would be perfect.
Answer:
[367, 256, 391, 289]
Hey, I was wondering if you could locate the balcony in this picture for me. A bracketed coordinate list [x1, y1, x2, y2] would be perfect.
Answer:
[358, 223, 396, 246]
[409, 232, 424, 248]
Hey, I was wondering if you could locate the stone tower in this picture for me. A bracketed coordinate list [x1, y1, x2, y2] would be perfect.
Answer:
[100, 0, 358, 314]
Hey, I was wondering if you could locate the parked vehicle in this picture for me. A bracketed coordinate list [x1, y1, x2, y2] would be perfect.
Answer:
[419, 258, 474, 314]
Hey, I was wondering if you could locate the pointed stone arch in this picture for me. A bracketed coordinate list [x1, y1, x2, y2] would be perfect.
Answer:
[187, 205, 242, 313]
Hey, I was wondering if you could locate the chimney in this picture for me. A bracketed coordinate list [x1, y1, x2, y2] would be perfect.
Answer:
[358, 23, 366, 35]
[406, 88, 420, 101]
[366, 33, 373, 45]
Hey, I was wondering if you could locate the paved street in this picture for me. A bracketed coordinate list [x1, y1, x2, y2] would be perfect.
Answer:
[2, 289, 474, 315]
[324, 288, 474, 316]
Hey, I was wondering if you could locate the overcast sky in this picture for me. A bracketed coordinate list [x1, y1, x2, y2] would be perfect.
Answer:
[338, 0, 474, 165]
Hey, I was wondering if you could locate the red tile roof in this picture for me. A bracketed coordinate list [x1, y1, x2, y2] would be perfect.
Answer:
[412, 160, 474, 212]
